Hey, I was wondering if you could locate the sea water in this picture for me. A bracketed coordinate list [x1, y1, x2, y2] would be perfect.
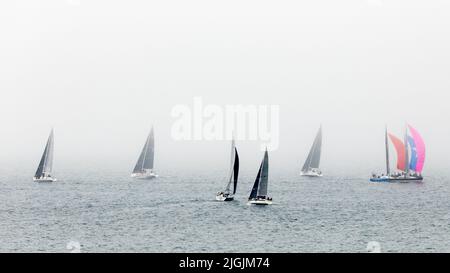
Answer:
[0, 166, 449, 253]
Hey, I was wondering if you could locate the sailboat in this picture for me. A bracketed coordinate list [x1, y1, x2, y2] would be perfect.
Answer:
[248, 149, 272, 205]
[33, 129, 56, 182]
[131, 127, 158, 179]
[216, 138, 239, 201]
[370, 124, 425, 182]
[300, 126, 323, 177]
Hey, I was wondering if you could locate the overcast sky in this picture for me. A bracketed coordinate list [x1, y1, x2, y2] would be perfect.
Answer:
[0, 0, 449, 175]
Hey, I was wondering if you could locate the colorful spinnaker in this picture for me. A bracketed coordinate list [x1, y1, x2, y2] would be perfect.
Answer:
[371, 125, 425, 182]
[407, 136, 417, 171]
[388, 133, 406, 171]
[408, 124, 425, 173]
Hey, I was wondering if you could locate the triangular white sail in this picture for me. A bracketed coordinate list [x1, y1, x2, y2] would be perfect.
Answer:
[301, 126, 322, 173]
[34, 129, 54, 179]
[132, 128, 155, 174]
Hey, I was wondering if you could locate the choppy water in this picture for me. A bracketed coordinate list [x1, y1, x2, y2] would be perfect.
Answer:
[1, 167, 450, 253]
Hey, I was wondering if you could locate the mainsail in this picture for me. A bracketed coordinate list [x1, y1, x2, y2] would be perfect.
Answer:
[35, 130, 54, 178]
[132, 128, 155, 174]
[249, 150, 269, 199]
[388, 133, 406, 171]
[301, 126, 322, 172]
[408, 124, 425, 173]
[224, 139, 239, 195]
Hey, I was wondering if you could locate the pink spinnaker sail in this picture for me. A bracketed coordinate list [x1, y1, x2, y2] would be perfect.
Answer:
[388, 133, 406, 171]
[408, 125, 425, 173]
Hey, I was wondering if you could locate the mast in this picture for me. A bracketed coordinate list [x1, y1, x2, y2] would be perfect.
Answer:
[385, 126, 390, 176]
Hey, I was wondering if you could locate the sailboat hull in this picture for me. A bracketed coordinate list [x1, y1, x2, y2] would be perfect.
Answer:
[131, 173, 158, 180]
[300, 171, 323, 177]
[247, 198, 272, 205]
[370, 176, 423, 183]
[216, 193, 234, 202]
[33, 177, 57, 182]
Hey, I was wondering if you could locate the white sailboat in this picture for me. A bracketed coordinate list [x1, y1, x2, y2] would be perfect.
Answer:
[33, 129, 56, 182]
[216, 138, 239, 201]
[131, 127, 158, 179]
[248, 149, 272, 205]
[300, 126, 323, 177]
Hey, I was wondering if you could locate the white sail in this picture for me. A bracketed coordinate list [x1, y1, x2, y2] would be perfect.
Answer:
[301, 126, 322, 173]
[132, 127, 155, 174]
[34, 129, 54, 179]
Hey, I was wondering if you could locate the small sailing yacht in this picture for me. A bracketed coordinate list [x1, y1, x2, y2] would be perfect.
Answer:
[248, 149, 272, 205]
[131, 127, 158, 179]
[216, 139, 239, 201]
[370, 124, 425, 183]
[300, 126, 323, 177]
[33, 129, 56, 182]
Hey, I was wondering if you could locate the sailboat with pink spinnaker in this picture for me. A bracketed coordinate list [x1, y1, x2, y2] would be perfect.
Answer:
[370, 124, 425, 183]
